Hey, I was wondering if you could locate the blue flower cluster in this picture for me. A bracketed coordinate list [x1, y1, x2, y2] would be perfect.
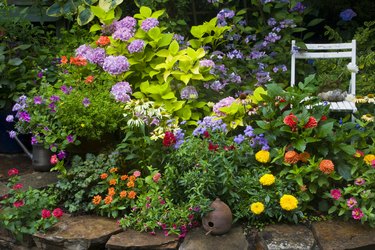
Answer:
[233, 126, 270, 150]
[192, 116, 227, 136]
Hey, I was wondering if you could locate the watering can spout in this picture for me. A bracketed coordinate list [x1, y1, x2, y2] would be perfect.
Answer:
[13, 135, 33, 160]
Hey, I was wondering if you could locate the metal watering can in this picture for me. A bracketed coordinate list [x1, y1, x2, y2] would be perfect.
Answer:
[14, 136, 52, 172]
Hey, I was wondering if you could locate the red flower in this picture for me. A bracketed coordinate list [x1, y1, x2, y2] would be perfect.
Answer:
[13, 200, 24, 208]
[320, 115, 327, 121]
[304, 116, 318, 128]
[70, 56, 87, 66]
[12, 183, 23, 190]
[96, 36, 110, 46]
[152, 173, 161, 183]
[203, 131, 210, 138]
[41, 209, 51, 219]
[84, 75, 94, 84]
[163, 131, 176, 147]
[52, 208, 64, 218]
[208, 142, 219, 151]
[283, 113, 298, 128]
[50, 154, 58, 165]
[60, 56, 68, 64]
[224, 145, 235, 151]
[7, 168, 19, 176]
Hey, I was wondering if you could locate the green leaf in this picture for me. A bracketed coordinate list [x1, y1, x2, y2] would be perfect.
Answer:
[83, 0, 98, 4]
[46, 2, 62, 17]
[294, 139, 306, 152]
[176, 105, 191, 120]
[295, 175, 303, 186]
[77, 6, 95, 26]
[14, 44, 31, 50]
[148, 27, 161, 41]
[8, 58, 22, 66]
[317, 176, 329, 187]
[307, 18, 324, 27]
[161, 92, 175, 99]
[338, 144, 356, 155]
[151, 9, 164, 19]
[180, 74, 192, 84]
[191, 26, 204, 38]
[158, 33, 173, 47]
[99, 0, 123, 12]
[139, 6, 152, 18]
[328, 205, 337, 214]
[168, 40, 179, 55]
[337, 164, 352, 180]
[89, 24, 102, 32]
[317, 121, 334, 137]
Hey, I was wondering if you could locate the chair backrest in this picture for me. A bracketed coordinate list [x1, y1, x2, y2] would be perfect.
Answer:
[291, 40, 356, 95]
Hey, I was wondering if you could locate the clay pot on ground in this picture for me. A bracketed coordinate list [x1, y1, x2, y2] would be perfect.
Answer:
[202, 198, 233, 235]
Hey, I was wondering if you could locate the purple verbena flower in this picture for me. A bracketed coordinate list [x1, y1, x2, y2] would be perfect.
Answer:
[227, 49, 243, 59]
[57, 150, 66, 160]
[110, 81, 132, 102]
[103, 56, 130, 75]
[34, 96, 43, 104]
[267, 18, 277, 27]
[234, 134, 245, 144]
[174, 129, 185, 149]
[141, 18, 159, 31]
[61, 85, 73, 95]
[290, 2, 306, 13]
[127, 39, 145, 54]
[12, 103, 22, 112]
[31, 136, 38, 145]
[82, 97, 91, 107]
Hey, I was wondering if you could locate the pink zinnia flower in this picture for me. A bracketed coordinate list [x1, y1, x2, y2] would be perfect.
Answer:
[152, 173, 161, 183]
[330, 189, 342, 200]
[13, 200, 24, 208]
[50, 154, 58, 165]
[133, 170, 141, 177]
[41, 209, 51, 219]
[354, 178, 366, 186]
[8, 168, 19, 176]
[12, 183, 23, 190]
[346, 197, 357, 209]
[52, 208, 64, 218]
[352, 207, 364, 220]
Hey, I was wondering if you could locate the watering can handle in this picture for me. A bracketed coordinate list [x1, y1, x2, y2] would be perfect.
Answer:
[13, 135, 33, 159]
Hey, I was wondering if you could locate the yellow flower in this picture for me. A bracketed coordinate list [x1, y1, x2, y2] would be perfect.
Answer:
[250, 202, 265, 215]
[361, 114, 374, 122]
[81, 123, 85, 128]
[280, 194, 298, 211]
[255, 150, 270, 163]
[259, 173, 275, 186]
[364, 154, 375, 166]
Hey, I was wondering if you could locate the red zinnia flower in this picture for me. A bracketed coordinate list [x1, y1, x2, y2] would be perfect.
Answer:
[304, 116, 318, 128]
[52, 208, 64, 218]
[8, 168, 19, 176]
[50, 154, 58, 165]
[12, 183, 23, 190]
[208, 142, 219, 151]
[320, 115, 327, 121]
[13, 200, 24, 208]
[319, 159, 335, 174]
[283, 113, 298, 128]
[163, 131, 176, 147]
[41, 209, 51, 219]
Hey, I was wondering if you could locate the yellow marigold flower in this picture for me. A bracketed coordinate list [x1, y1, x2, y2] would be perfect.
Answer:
[250, 202, 265, 215]
[100, 173, 108, 179]
[128, 191, 136, 199]
[255, 150, 270, 163]
[127, 181, 135, 188]
[120, 191, 127, 198]
[280, 194, 298, 211]
[92, 195, 102, 205]
[109, 179, 117, 186]
[364, 154, 375, 166]
[121, 175, 128, 181]
[108, 187, 115, 196]
[259, 173, 275, 186]
[110, 167, 118, 173]
[104, 195, 113, 205]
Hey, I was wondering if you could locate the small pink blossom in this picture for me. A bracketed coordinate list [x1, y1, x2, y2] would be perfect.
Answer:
[13, 200, 24, 208]
[12, 183, 23, 190]
[354, 178, 366, 186]
[352, 207, 364, 220]
[133, 170, 141, 177]
[346, 197, 358, 209]
[163, 230, 169, 236]
[52, 208, 64, 218]
[41, 209, 51, 219]
[330, 189, 342, 200]
[149, 231, 156, 236]
[50, 154, 58, 165]
[372, 159, 375, 168]
[8, 168, 19, 176]
[152, 173, 161, 183]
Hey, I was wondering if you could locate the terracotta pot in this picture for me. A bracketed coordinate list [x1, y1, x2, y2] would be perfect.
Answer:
[202, 198, 232, 235]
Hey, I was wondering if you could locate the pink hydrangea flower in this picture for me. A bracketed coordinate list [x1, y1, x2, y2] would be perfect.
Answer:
[330, 189, 342, 200]
[213, 97, 236, 117]
[352, 208, 364, 220]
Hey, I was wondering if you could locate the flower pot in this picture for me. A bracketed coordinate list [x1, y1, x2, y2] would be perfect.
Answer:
[202, 198, 233, 235]
[31, 143, 52, 172]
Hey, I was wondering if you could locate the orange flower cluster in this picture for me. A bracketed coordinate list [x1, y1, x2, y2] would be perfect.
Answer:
[96, 36, 110, 46]
[284, 151, 310, 164]
[304, 116, 318, 128]
[69, 56, 87, 66]
[319, 159, 334, 174]
[84, 75, 94, 84]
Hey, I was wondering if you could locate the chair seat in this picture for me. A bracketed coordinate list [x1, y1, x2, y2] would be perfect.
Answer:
[305, 100, 357, 113]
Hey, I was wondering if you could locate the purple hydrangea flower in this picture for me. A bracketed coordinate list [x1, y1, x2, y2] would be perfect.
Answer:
[9, 130, 16, 138]
[213, 97, 236, 117]
[113, 16, 137, 31]
[103, 56, 130, 75]
[75, 44, 92, 58]
[290, 2, 305, 13]
[340, 9, 357, 21]
[87, 47, 106, 66]
[256, 71, 272, 85]
[141, 18, 159, 31]
[110, 81, 132, 102]
[82, 97, 91, 107]
[112, 28, 134, 41]
[217, 9, 235, 21]
[180, 86, 198, 100]
[265, 32, 281, 43]
[227, 50, 243, 59]
[193, 116, 227, 135]
[6, 115, 14, 122]
[173, 34, 185, 42]
[199, 59, 215, 68]
[128, 39, 145, 54]
[34, 96, 43, 104]
[244, 126, 254, 137]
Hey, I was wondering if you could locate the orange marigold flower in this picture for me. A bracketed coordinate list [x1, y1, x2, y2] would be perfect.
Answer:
[110, 167, 118, 173]
[61, 56, 68, 64]
[120, 175, 128, 181]
[70, 56, 87, 66]
[92, 195, 102, 205]
[120, 191, 127, 198]
[127, 181, 135, 188]
[100, 173, 108, 179]
[109, 179, 117, 185]
[284, 150, 299, 164]
[108, 187, 115, 196]
[129, 175, 136, 182]
[304, 116, 318, 129]
[96, 36, 110, 46]
[104, 195, 113, 204]
[283, 113, 298, 128]
[128, 191, 136, 199]
[84, 75, 94, 84]
[319, 159, 335, 174]
[299, 152, 310, 163]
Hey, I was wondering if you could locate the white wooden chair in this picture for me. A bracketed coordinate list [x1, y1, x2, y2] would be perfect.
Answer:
[291, 40, 357, 115]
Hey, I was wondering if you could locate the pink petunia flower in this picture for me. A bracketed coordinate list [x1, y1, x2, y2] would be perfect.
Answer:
[330, 189, 342, 200]
[352, 207, 364, 220]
